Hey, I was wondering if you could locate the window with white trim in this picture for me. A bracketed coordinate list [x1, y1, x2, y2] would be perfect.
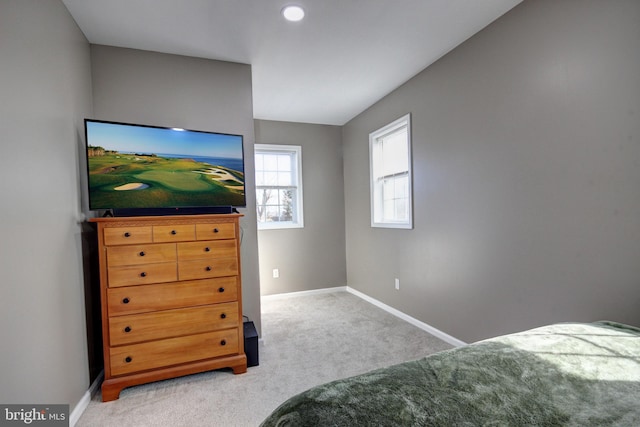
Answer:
[255, 144, 303, 229]
[369, 114, 413, 229]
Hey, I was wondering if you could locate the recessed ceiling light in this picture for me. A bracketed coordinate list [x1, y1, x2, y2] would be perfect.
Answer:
[282, 5, 305, 22]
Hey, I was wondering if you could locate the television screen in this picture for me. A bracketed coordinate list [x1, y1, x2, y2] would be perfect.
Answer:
[85, 119, 245, 213]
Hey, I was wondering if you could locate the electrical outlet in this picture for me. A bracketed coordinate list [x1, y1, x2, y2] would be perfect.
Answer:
[273, 268, 280, 279]
[395, 278, 400, 290]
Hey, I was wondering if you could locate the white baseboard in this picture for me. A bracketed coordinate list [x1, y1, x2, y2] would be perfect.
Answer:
[70, 371, 103, 427]
[261, 285, 466, 347]
[345, 286, 467, 347]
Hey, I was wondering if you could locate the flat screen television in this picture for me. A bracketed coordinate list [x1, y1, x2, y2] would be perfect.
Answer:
[84, 119, 245, 216]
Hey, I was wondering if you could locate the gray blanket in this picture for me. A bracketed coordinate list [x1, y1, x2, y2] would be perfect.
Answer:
[261, 321, 640, 426]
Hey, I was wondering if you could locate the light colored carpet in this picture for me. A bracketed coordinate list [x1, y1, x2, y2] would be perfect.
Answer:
[76, 290, 453, 427]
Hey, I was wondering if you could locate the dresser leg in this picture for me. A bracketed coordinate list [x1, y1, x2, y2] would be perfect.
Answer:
[232, 364, 248, 374]
[231, 355, 248, 374]
[101, 380, 123, 402]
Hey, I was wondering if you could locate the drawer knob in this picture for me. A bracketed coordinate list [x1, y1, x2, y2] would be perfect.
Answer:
[124, 232, 131, 238]
[220, 313, 227, 319]
[205, 266, 212, 271]
[124, 326, 131, 333]
[122, 298, 130, 304]
[171, 230, 177, 235]
[213, 228, 219, 233]
[220, 340, 227, 346]
[218, 287, 225, 293]
[125, 356, 132, 363]
[204, 247, 211, 252]
[139, 251, 145, 257]
[140, 272, 147, 277]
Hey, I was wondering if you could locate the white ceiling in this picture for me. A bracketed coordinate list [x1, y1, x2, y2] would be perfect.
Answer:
[62, 0, 522, 126]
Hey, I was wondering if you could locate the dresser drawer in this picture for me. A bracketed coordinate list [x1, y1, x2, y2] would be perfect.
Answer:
[107, 243, 176, 267]
[195, 223, 236, 240]
[108, 262, 177, 287]
[110, 329, 239, 376]
[109, 302, 239, 346]
[177, 240, 237, 261]
[178, 258, 238, 281]
[103, 226, 153, 246]
[152, 224, 195, 243]
[107, 277, 239, 316]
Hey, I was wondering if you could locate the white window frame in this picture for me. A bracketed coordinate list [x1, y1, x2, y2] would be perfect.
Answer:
[369, 113, 413, 229]
[255, 144, 304, 230]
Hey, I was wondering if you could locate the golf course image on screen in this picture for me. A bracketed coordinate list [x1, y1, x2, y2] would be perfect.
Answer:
[85, 120, 245, 210]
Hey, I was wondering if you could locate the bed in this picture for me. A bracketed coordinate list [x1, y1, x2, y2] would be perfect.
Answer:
[260, 321, 640, 426]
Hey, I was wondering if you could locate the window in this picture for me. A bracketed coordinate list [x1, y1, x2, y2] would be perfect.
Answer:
[369, 114, 413, 229]
[255, 144, 303, 229]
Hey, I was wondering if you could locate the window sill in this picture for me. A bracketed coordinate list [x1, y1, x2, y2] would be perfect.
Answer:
[258, 222, 304, 231]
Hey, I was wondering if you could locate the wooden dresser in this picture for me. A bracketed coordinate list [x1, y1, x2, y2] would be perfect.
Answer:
[90, 214, 247, 401]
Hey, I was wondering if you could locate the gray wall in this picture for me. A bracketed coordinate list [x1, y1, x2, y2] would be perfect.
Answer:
[255, 120, 346, 295]
[343, 0, 640, 343]
[90, 45, 262, 332]
[0, 0, 93, 408]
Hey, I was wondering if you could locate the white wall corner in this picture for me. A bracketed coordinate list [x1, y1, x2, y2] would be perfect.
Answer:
[70, 371, 103, 427]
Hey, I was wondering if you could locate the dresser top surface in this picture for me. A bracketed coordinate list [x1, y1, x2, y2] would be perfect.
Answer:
[90, 213, 243, 225]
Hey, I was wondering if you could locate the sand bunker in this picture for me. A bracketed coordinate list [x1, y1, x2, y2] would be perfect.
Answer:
[114, 183, 149, 191]
[194, 168, 244, 190]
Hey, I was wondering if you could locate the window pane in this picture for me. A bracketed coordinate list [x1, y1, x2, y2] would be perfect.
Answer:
[395, 198, 408, 221]
[381, 128, 408, 177]
[383, 179, 395, 201]
[395, 175, 408, 199]
[279, 189, 293, 221]
[277, 154, 291, 171]
[277, 171, 292, 186]
[267, 189, 278, 204]
[264, 172, 278, 185]
[264, 154, 278, 171]
[265, 205, 279, 222]
[383, 198, 394, 220]
[287, 190, 297, 222]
